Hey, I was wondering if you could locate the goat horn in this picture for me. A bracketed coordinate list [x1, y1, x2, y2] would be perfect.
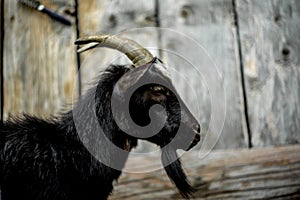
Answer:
[75, 35, 154, 67]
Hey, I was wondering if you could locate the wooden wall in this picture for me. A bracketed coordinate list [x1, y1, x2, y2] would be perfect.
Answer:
[1, 0, 299, 149]
[2, 0, 77, 117]
[237, 0, 300, 147]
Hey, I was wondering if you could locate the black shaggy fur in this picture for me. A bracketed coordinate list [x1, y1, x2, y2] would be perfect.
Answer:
[0, 65, 135, 200]
[0, 59, 200, 200]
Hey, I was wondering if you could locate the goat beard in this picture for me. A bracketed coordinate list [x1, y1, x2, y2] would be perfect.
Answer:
[161, 147, 195, 199]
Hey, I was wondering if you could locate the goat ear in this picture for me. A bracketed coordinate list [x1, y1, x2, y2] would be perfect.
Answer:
[114, 57, 172, 97]
[114, 64, 151, 96]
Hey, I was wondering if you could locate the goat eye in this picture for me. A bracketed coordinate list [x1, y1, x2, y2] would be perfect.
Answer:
[153, 91, 162, 96]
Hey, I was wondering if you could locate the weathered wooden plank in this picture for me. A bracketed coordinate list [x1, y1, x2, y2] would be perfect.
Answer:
[78, 0, 159, 152]
[78, 0, 159, 88]
[3, 0, 77, 118]
[236, 0, 300, 146]
[110, 145, 300, 199]
[0, 0, 4, 121]
[159, 0, 248, 149]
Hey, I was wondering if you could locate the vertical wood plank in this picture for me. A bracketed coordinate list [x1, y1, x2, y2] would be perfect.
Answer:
[237, 0, 300, 146]
[78, 0, 159, 152]
[3, 0, 77, 118]
[78, 0, 158, 89]
[160, 0, 248, 149]
[0, 0, 4, 122]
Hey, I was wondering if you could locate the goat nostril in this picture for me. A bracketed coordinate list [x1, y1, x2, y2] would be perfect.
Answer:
[193, 124, 200, 133]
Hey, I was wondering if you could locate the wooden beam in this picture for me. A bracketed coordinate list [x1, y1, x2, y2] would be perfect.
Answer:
[111, 145, 300, 199]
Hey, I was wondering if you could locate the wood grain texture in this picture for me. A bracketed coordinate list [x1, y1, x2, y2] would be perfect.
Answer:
[77, 0, 160, 153]
[0, 0, 4, 121]
[159, 0, 248, 149]
[78, 0, 159, 90]
[110, 145, 300, 199]
[2, 0, 299, 149]
[236, 0, 300, 147]
[3, 0, 77, 118]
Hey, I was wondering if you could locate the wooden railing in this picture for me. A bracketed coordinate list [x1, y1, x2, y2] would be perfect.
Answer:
[111, 145, 300, 199]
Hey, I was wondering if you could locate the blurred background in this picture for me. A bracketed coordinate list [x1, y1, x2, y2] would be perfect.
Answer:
[1, 0, 299, 151]
[1, 0, 300, 199]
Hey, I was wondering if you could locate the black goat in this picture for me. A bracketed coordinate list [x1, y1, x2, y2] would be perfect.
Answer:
[0, 35, 201, 200]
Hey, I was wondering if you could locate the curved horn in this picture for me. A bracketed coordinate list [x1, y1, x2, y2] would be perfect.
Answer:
[75, 35, 154, 67]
